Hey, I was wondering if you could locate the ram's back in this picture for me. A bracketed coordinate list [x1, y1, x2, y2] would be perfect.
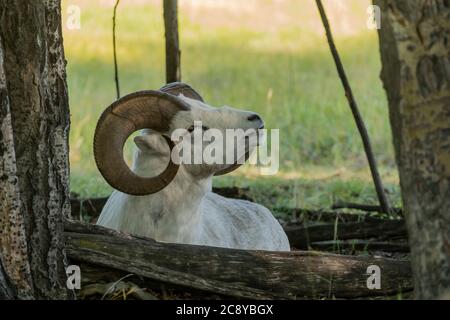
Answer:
[200, 193, 290, 251]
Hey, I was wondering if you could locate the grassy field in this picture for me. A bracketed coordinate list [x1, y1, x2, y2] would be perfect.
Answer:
[63, 0, 401, 211]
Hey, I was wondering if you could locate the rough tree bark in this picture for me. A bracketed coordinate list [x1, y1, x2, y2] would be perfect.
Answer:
[0, 0, 70, 299]
[0, 36, 34, 300]
[374, 0, 450, 299]
[163, 0, 181, 83]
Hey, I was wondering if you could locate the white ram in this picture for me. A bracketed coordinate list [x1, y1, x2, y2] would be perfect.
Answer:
[94, 83, 290, 251]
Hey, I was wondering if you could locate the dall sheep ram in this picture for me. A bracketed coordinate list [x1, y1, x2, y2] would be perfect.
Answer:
[94, 82, 290, 251]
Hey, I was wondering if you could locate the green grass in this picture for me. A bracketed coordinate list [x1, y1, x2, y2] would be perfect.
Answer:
[64, 0, 401, 209]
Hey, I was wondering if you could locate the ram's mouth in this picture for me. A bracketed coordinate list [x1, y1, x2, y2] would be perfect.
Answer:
[244, 132, 260, 145]
[252, 127, 266, 147]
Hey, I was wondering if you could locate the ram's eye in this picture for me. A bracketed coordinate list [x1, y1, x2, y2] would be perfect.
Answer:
[187, 125, 209, 132]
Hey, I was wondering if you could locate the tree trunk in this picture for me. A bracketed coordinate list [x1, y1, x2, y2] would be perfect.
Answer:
[374, 0, 450, 299]
[0, 36, 34, 300]
[0, 0, 70, 299]
[163, 0, 181, 83]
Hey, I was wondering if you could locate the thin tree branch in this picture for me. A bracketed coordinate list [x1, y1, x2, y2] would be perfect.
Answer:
[112, 0, 121, 99]
[163, 0, 181, 83]
[315, 0, 392, 214]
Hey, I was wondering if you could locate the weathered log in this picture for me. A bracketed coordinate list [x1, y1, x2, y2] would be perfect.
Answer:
[331, 202, 403, 216]
[275, 207, 375, 222]
[64, 220, 412, 299]
[76, 262, 225, 300]
[310, 240, 410, 253]
[285, 218, 407, 249]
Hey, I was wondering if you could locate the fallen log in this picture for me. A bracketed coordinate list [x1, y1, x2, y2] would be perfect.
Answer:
[274, 207, 375, 222]
[310, 240, 410, 253]
[285, 218, 407, 249]
[64, 220, 413, 299]
[331, 202, 403, 216]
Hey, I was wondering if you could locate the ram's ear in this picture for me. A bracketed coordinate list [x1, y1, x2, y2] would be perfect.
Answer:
[134, 133, 169, 154]
[134, 135, 151, 151]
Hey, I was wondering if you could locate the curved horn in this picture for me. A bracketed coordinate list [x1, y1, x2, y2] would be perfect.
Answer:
[93, 90, 190, 196]
[160, 82, 204, 102]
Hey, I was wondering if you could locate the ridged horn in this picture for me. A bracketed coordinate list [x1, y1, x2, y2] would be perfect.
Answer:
[160, 82, 205, 102]
[93, 90, 190, 196]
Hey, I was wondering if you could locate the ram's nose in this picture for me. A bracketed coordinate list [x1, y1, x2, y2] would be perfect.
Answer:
[247, 113, 264, 129]
[247, 114, 261, 122]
